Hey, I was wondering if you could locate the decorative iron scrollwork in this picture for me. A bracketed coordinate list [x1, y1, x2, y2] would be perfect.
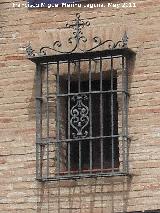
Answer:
[26, 13, 128, 56]
[70, 95, 89, 139]
[26, 43, 36, 57]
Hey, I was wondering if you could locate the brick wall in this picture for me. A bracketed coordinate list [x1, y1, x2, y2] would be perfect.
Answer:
[0, 0, 160, 212]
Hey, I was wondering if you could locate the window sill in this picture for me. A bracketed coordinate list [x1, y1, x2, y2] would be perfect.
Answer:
[36, 168, 129, 181]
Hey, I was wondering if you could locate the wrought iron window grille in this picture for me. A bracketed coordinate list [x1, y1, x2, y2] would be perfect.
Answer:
[26, 13, 135, 181]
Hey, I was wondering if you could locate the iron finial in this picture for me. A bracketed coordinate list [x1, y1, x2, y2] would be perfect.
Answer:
[26, 42, 35, 57]
[122, 31, 128, 47]
[66, 13, 90, 46]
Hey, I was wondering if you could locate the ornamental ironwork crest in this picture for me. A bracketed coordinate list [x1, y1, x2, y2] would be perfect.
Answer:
[26, 13, 128, 57]
[70, 95, 89, 139]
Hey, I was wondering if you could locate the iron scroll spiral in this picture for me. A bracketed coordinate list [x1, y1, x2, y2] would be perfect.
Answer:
[70, 95, 89, 139]
[26, 13, 128, 57]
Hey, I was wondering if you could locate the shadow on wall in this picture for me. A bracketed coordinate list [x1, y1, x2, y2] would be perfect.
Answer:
[127, 53, 136, 95]
[27, 70, 36, 121]
[36, 176, 133, 213]
[27, 65, 46, 121]
[127, 53, 136, 166]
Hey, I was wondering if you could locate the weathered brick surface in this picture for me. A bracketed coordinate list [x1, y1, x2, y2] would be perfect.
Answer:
[0, 0, 160, 212]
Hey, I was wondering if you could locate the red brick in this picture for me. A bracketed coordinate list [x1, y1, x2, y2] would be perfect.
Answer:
[5, 55, 26, 61]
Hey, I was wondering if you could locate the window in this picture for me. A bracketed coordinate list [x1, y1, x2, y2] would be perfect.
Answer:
[64, 75, 119, 173]
[26, 14, 135, 181]
[56, 56, 123, 177]
[32, 51, 133, 181]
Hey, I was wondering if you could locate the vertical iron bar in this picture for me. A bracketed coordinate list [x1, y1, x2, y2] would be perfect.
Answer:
[89, 59, 92, 173]
[79, 141, 81, 172]
[78, 59, 82, 172]
[68, 61, 71, 175]
[111, 56, 114, 173]
[78, 60, 81, 93]
[46, 63, 49, 178]
[124, 56, 129, 173]
[56, 61, 60, 175]
[122, 56, 126, 172]
[126, 58, 129, 173]
[100, 57, 103, 172]
[36, 63, 42, 179]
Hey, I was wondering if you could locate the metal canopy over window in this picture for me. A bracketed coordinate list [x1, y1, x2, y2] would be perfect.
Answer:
[26, 13, 135, 181]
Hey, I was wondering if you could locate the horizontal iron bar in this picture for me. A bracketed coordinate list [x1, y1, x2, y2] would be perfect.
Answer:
[37, 135, 129, 145]
[36, 172, 129, 181]
[39, 54, 123, 65]
[29, 48, 135, 64]
[35, 90, 129, 99]
[56, 90, 129, 97]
